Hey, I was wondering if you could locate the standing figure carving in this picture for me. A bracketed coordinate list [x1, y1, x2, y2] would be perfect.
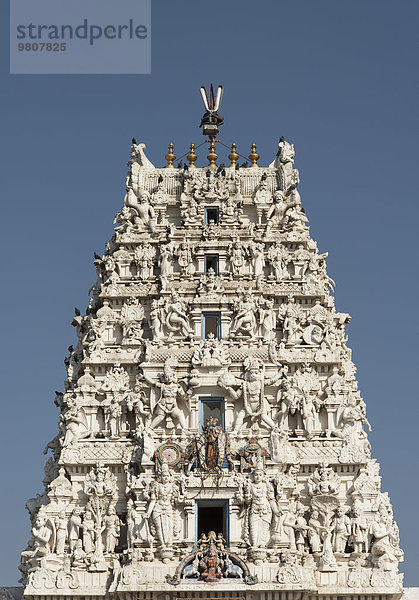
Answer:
[350, 506, 368, 555]
[276, 378, 301, 431]
[82, 510, 95, 555]
[144, 461, 184, 561]
[249, 242, 265, 281]
[83, 465, 117, 571]
[236, 458, 277, 562]
[227, 239, 247, 275]
[307, 509, 322, 554]
[68, 507, 82, 552]
[105, 397, 122, 438]
[176, 241, 195, 276]
[126, 499, 141, 549]
[267, 241, 289, 280]
[134, 242, 156, 279]
[259, 298, 277, 342]
[55, 510, 67, 555]
[158, 243, 174, 289]
[279, 297, 304, 345]
[332, 506, 351, 554]
[102, 506, 120, 553]
[149, 299, 165, 342]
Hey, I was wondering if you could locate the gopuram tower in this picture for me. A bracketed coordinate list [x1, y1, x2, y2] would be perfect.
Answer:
[20, 87, 404, 600]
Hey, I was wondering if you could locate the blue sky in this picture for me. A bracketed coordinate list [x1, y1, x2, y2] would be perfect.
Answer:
[1, 0, 418, 586]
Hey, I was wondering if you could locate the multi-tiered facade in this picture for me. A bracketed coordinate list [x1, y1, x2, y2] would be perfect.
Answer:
[20, 134, 404, 600]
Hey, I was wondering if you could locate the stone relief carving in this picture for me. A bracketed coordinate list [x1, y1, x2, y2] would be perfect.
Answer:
[235, 458, 277, 562]
[253, 175, 273, 224]
[83, 465, 118, 571]
[175, 240, 196, 276]
[134, 242, 155, 279]
[158, 242, 175, 289]
[218, 357, 278, 432]
[191, 334, 230, 366]
[140, 358, 190, 430]
[227, 238, 247, 275]
[230, 289, 258, 339]
[123, 189, 156, 233]
[120, 296, 144, 343]
[308, 464, 340, 497]
[144, 460, 184, 561]
[197, 268, 224, 299]
[267, 240, 289, 279]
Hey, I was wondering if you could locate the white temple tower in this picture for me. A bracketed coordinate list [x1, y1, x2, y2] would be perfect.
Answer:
[20, 90, 404, 600]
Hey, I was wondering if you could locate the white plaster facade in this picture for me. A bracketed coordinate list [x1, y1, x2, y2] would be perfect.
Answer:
[17, 136, 406, 600]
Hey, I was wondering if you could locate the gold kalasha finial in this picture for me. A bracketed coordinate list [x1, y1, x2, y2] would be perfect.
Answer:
[249, 143, 260, 168]
[207, 139, 218, 168]
[228, 142, 239, 168]
[165, 142, 176, 168]
[187, 143, 197, 168]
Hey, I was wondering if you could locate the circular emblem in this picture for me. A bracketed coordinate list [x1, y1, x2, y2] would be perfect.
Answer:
[303, 324, 324, 345]
[158, 443, 182, 466]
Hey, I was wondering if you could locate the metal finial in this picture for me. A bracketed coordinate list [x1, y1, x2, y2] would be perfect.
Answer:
[207, 140, 218, 168]
[200, 84, 224, 138]
[228, 142, 239, 168]
[165, 142, 176, 168]
[249, 143, 260, 168]
[187, 143, 197, 168]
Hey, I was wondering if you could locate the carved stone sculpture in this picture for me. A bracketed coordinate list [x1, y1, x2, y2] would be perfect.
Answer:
[230, 291, 258, 339]
[102, 506, 120, 553]
[253, 178, 273, 224]
[144, 461, 183, 561]
[164, 291, 192, 338]
[83, 465, 117, 571]
[236, 458, 277, 562]
[158, 243, 174, 289]
[267, 240, 289, 279]
[105, 397, 121, 438]
[227, 239, 247, 275]
[126, 189, 156, 232]
[332, 506, 351, 554]
[218, 357, 277, 432]
[176, 240, 195, 275]
[134, 243, 156, 279]
[142, 359, 189, 430]
[68, 508, 82, 552]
